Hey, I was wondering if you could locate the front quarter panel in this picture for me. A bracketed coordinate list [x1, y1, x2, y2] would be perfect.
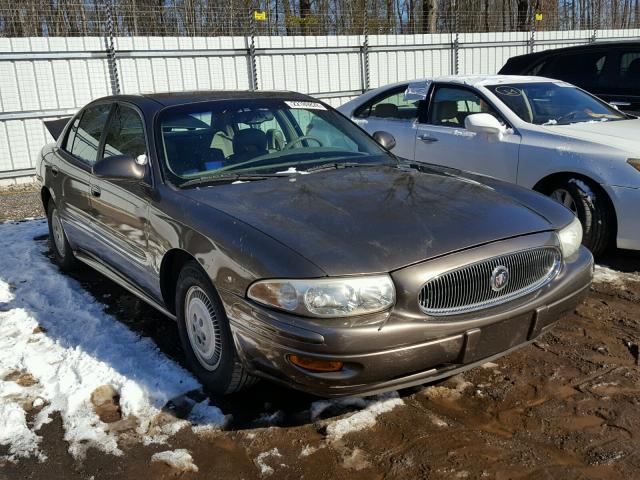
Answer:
[516, 127, 638, 189]
[147, 187, 327, 299]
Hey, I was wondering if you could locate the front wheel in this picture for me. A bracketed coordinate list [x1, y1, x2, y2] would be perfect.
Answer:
[46, 201, 79, 271]
[175, 261, 257, 395]
[548, 178, 613, 256]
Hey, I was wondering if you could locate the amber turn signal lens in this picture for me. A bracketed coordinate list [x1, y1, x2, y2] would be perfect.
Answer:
[288, 355, 343, 372]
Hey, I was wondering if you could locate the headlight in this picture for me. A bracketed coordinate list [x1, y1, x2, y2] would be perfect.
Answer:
[558, 216, 583, 258]
[628, 158, 640, 172]
[247, 275, 395, 318]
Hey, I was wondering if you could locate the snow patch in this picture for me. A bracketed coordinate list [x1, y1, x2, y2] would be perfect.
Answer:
[188, 399, 230, 433]
[422, 374, 473, 402]
[0, 220, 228, 461]
[593, 265, 640, 287]
[316, 392, 404, 442]
[151, 449, 199, 472]
[254, 447, 282, 476]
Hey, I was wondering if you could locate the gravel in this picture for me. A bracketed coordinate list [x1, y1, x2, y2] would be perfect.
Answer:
[0, 184, 44, 222]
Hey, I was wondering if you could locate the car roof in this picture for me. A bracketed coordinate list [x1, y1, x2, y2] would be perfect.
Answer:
[501, 40, 640, 67]
[89, 90, 318, 111]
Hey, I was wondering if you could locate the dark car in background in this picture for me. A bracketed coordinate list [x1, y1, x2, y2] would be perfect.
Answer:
[499, 41, 640, 115]
[37, 91, 592, 397]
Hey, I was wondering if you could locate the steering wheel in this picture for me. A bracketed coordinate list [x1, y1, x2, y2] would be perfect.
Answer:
[554, 110, 583, 124]
[284, 136, 323, 150]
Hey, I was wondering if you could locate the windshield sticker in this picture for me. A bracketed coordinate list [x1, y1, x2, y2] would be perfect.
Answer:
[494, 86, 522, 96]
[285, 100, 327, 110]
[404, 80, 432, 101]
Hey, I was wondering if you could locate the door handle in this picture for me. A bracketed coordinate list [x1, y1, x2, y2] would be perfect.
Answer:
[418, 134, 438, 143]
[90, 186, 101, 198]
[51, 166, 59, 176]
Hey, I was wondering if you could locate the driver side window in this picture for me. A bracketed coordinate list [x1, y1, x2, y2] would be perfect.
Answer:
[355, 86, 420, 121]
[103, 104, 146, 160]
[428, 86, 501, 128]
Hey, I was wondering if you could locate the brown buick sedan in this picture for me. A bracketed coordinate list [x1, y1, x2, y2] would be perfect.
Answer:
[37, 91, 593, 397]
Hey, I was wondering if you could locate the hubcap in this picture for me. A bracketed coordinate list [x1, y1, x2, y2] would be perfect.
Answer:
[551, 188, 577, 213]
[51, 208, 66, 257]
[185, 286, 222, 371]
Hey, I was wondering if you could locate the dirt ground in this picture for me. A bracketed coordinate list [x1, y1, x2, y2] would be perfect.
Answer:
[1, 191, 640, 480]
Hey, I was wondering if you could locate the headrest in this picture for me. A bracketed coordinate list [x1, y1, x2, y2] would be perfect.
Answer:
[232, 128, 267, 155]
[374, 103, 399, 118]
[436, 100, 458, 119]
[627, 58, 640, 77]
[266, 129, 285, 150]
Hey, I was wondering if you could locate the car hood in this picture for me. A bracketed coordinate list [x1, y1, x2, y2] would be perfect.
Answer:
[182, 166, 556, 276]
[543, 119, 640, 154]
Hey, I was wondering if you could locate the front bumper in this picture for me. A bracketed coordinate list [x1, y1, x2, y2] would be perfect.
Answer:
[606, 185, 640, 251]
[220, 240, 593, 397]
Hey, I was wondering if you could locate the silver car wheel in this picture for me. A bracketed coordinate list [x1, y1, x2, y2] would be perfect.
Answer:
[185, 286, 222, 371]
[51, 208, 66, 258]
[551, 188, 577, 213]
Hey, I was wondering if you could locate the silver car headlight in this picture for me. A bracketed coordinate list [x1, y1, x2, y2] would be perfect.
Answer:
[558, 216, 583, 258]
[247, 275, 395, 318]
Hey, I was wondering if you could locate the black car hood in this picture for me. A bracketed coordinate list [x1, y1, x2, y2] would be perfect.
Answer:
[182, 166, 557, 276]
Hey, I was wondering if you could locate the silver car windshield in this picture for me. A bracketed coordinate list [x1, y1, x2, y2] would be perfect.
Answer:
[486, 82, 627, 126]
[158, 99, 394, 184]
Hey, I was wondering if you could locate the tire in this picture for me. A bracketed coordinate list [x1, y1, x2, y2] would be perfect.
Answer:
[46, 201, 79, 271]
[547, 178, 613, 257]
[175, 260, 257, 395]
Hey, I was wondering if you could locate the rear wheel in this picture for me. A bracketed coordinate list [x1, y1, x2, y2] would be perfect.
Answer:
[547, 178, 613, 256]
[175, 261, 257, 395]
[46, 201, 79, 271]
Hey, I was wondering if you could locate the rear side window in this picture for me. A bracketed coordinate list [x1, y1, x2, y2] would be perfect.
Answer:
[354, 86, 420, 121]
[539, 52, 607, 89]
[103, 105, 146, 160]
[69, 104, 112, 165]
[619, 51, 640, 85]
[63, 116, 81, 153]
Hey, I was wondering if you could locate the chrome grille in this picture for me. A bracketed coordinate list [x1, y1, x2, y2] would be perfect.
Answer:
[418, 247, 561, 316]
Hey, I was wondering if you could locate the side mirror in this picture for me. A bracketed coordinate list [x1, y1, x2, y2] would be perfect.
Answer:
[464, 113, 505, 136]
[93, 154, 146, 181]
[372, 131, 396, 150]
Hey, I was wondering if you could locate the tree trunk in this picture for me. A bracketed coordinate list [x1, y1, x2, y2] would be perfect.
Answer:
[516, 0, 529, 31]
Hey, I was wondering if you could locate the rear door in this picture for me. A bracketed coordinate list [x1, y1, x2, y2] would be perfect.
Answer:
[90, 103, 155, 293]
[350, 85, 419, 159]
[537, 49, 609, 99]
[54, 103, 112, 252]
[606, 48, 640, 115]
[413, 84, 520, 182]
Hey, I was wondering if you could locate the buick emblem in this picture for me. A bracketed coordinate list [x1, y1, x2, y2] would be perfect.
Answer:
[490, 265, 510, 292]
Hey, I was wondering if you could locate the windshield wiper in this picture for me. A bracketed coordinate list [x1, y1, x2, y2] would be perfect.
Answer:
[178, 173, 289, 189]
[305, 162, 382, 173]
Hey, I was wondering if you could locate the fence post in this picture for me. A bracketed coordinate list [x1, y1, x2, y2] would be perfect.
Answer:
[248, 9, 259, 90]
[103, 0, 121, 95]
[452, 5, 459, 75]
[591, 1, 600, 43]
[361, 7, 370, 93]
[529, 12, 537, 53]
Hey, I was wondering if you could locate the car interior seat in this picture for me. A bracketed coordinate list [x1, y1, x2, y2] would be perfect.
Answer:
[266, 129, 285, 151]
[432, 100, 461, 126]
[373, 103, 399, 118]
[164, 131, 225, 175]
[626, 58, 640, 79]
[230, 128, 268, 163]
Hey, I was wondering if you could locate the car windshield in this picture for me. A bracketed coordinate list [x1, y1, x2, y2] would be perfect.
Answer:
[486, 82, 627, 126]
[157, 98, 395, 185]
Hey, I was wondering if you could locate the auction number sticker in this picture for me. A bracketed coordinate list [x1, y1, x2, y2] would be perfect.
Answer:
[285, 101, 327, 110]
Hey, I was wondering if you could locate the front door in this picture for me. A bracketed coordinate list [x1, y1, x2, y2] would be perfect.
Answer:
[90, 103, 154, 294]
[413, 84, 521, 183]
[350, 85, 419, 160]
[54, 103, 112, 252]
